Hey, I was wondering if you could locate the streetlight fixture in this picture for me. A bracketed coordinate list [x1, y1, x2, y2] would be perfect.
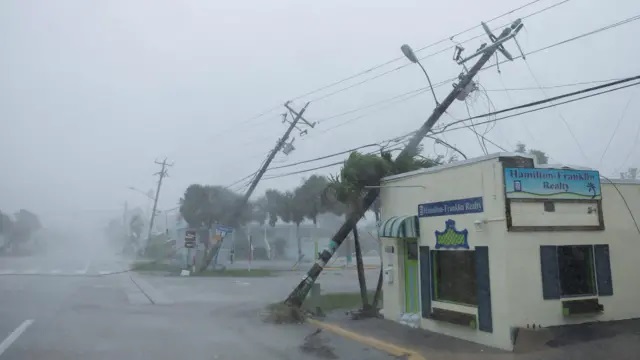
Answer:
[400, 44, 439, 106]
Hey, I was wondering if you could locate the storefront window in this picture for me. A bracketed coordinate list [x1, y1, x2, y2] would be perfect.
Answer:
[558, 245, 596, 297]
[432, 250, 477, 306]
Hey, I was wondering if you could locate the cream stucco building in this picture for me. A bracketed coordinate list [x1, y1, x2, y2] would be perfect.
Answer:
[377, 153, 640, 351]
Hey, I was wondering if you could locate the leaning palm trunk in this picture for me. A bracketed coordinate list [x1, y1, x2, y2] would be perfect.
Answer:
[352, 225, 369, 309]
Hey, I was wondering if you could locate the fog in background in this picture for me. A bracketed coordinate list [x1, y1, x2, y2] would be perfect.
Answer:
[1, 0, 639, 243]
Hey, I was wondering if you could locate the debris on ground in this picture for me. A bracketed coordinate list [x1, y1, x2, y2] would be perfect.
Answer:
[300, 328, 338, 359]
[261, 302, 307, 324]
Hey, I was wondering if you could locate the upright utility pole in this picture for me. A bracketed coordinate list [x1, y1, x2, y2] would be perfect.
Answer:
[200, 102, 314, 271]
[147, 158, 172, 247]
[286, 19, 525, 307]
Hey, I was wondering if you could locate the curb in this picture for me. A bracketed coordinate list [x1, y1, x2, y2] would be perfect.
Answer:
[307, 318, 425, 360]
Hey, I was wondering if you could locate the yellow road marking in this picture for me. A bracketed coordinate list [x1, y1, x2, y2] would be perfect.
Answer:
[307, 318, 426, 360]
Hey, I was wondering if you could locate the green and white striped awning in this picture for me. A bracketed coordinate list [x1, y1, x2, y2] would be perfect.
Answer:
[378, 215, 420, 238]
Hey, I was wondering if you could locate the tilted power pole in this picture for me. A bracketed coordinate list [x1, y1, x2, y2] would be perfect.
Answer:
[200, 102, 314, 271]
[147, 158, 172, 249]
[286, 19, 525, 306]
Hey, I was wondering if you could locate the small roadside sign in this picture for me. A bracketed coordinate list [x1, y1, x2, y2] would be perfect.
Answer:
[184, 229, 196, 249]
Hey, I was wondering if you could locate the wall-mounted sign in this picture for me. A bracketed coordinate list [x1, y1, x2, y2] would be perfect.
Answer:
[418, 197, 484, 218]
[435, 219, 469, 249]
[504, 168, 601, 199]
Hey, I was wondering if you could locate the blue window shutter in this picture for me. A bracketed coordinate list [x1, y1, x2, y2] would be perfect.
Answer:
[475, 246, 493, 333]
[419, 246, 431, 318]
[540, 246, 560, 300]
[594, 244, 613, 296]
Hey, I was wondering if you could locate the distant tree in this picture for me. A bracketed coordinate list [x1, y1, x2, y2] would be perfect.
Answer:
[251, 196, 268, 226]
[297, 175, 331, 226]
[515, 142, 549, 164]
[129, 214, 144, 241]
[0, 211, 13, 253]
[1, 209, 42, 254]
[179, 184, 253, 272]
[290, 189, 307, 261]
[179, 184, 251, 229]
[0, 211, 12, 236]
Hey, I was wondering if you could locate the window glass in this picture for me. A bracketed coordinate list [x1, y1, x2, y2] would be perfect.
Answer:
[433, 250, 477, 305]
[558, 245, 596, 296]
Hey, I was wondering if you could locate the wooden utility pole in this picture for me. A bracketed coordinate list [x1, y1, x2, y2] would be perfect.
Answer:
[147, 158, 172, 249]
[286, 19, 525, 307]
[200, 102, 314, 271]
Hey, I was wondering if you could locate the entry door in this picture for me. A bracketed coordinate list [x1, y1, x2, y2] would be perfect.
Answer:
[404, 239, 420, 313]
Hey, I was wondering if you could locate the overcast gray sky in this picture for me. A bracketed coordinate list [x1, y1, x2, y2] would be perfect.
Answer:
[1, 0, 639, 226]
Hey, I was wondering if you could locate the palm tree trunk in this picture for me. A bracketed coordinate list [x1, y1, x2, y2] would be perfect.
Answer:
[352, 225, 369, 309]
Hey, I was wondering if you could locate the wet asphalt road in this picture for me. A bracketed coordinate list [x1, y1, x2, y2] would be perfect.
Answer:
[0, 246, 391, 359]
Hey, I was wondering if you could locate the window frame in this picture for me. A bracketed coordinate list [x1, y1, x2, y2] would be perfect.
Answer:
[431, 249, 478, 307]
[557, 245, 597, 298]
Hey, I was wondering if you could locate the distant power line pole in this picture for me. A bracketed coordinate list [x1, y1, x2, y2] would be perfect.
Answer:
[286, 19, 525, 307]
[147, 158, 172, 247]
[239, 101, 314, 205]
[201, 102, 314, 271]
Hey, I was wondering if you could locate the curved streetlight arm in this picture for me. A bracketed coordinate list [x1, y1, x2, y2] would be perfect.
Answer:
[415, 61, 439, 106]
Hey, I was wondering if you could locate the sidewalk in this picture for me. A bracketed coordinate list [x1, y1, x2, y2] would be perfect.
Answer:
[314, 315, 640, 360]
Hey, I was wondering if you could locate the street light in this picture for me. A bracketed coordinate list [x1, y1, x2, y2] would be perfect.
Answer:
[400, 44, 439, 106]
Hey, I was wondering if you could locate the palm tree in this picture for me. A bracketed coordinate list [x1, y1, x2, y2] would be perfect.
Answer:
[325, 151, 392, 312]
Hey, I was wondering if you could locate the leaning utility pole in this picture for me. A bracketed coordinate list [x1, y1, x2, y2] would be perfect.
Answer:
[147, 158, 172, 248]
[286, 19, 525, 306]
[200, 102, 314, 271]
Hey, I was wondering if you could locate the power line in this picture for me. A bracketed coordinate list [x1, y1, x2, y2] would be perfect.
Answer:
[523, 58, 590, 162]
[434, 81, 640, 136]
[484, 77, 626, 92]
[223, 6, 635, 167]
[303, 13, 640, 135]
[485, 14, 640, 71]
[290, 0, 553, 103]
[262, 147, 404, 180]
[437, 75, 640, 130]
[306, 0, 570, 104]
[617, 117, 640, 174]
[254, 77, 640, 182]
[598, 93, 635, 168]
[223, 0, 567, 134]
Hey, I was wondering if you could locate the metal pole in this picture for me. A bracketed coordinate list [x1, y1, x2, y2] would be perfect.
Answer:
[286, 20, 522, 307]
[198, 103, 311, 272]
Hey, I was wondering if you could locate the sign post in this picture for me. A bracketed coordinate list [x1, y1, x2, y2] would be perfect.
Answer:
[184, 229, 196, 272]
[211, 225, 233, 269]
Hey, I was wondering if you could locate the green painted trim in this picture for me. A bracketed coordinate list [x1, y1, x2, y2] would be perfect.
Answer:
[404, 239, 419, 313]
